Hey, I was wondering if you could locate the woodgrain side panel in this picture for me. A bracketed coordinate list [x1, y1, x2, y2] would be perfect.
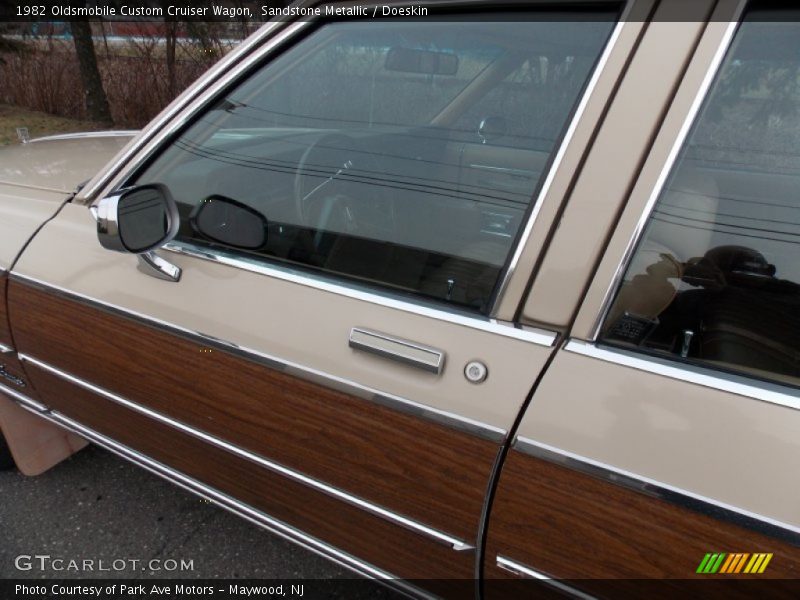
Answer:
[8, 280, 498, 541]
[25, 362, 474, 583]
[485, 449, 800, 594]
[0, 273, 11, 347]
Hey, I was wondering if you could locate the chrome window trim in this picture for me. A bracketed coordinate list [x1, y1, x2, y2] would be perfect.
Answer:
[588, 7, 747, 340]
[565, 339, 800, 412]
[86, 18, 313, 202]
[0, 181, 73, 195]
[12, 271, 507, 442]
[84, 3, 627, 321]
[20, 352, 475, 552]
[165, 240, 557, 348]
[10, 401, 426, 593]
[490, 5, 630, 316]
[77, 18, 300, 202]
[495, 556, 597, 600]
[514, 435, 800, 546]
[29, 131, 138, 143]
[0, 381, 48, 412]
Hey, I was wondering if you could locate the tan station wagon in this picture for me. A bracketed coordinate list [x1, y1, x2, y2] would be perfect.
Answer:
[0, 0, 798, 595]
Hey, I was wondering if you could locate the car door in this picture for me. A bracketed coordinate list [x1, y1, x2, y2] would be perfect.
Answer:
[7, 2, 628, 588]
[486, 0, 800, 595]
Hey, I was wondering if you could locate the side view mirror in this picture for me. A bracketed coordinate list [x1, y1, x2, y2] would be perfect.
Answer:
[478, 117, 508, 144]
[190, 195, 267, 250]
[93, 183, 182, 282]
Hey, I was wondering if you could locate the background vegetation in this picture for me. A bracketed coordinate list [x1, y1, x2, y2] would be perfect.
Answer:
[0, 21, 250, 130]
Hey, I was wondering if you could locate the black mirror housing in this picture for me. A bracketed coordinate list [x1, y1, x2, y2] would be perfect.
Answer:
[190, 195, 268, 250]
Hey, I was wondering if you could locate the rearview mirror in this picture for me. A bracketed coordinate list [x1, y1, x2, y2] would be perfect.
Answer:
[190, 195, 267, 250]
[95, 183, 180, 254]
[385, 47, 459, 76]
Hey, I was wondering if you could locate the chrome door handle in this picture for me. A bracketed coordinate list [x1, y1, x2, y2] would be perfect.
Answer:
[349, 328, 445, 375]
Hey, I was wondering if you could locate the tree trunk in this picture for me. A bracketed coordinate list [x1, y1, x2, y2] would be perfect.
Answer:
[159, 0, 178, 98]
[69, 19, 113, 125]
[164, 20, 178, 98]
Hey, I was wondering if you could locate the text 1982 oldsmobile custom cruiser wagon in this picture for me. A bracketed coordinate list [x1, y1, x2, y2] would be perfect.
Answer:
[0, 0, 799, 596]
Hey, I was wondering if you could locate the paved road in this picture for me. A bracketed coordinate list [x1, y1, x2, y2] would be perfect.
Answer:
[0, 444, 370, 583]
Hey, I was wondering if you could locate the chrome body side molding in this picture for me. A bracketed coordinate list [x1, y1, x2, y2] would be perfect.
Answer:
[10, 400, 426, 594]
[513, 435, 800, 547]
[565, 339, 800, 413]
[11, 272, 508, 442]
[19, 353, 474, 552]
[495, 556, 596, 600]
[0, 381, 48, 412]
[0, 343, 14, 354]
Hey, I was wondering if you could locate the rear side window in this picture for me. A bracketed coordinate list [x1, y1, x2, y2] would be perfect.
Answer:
[134, 11, 617, 313]
[601, 2, 800, 388]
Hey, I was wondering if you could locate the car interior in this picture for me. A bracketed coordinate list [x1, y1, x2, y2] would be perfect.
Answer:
[132, 16, 616, 313]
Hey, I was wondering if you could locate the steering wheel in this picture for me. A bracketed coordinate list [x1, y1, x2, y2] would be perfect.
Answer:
[293, 133, 395, 242]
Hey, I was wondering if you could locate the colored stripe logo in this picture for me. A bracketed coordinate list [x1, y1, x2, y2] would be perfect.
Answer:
[697, 553, 773, 574]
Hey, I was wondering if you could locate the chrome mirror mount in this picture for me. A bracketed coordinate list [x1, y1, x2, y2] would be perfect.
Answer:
[92, 184, 182, 282]
[137, 252, 182, 282]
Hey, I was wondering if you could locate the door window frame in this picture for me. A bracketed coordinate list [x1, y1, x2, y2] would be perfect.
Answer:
[572, 0, 800, 408]
[81, 0, 629, 330]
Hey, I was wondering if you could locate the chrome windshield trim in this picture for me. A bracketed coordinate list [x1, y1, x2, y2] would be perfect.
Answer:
[29, 131, 138, 143]
[490, 5, 630, 317]
[589, 10, 746, 340]
[495, 556, 596, 600]
[514, 435, 800, 546]
[165, 240, 557, 348]
[11, 271, 507, 442]
[20, 353, 474, 552]
[15, 405, 417, 588]
[0, 381, 48, 412]
[84, 20, 311, 203]
[565, 339, 800, 413]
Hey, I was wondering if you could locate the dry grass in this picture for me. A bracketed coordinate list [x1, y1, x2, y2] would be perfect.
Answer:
[0, 103, 108, 146]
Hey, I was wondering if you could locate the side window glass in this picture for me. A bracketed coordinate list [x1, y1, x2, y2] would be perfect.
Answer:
[134, 12, 617, 313]
[601, 2, 800, 387]
[455, 54, 594, 151]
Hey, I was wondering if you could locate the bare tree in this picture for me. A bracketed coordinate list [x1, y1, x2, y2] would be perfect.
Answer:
[0, 23, 23, 62]
[158, 1, 179, 98]
[69, 17, 112, 124]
